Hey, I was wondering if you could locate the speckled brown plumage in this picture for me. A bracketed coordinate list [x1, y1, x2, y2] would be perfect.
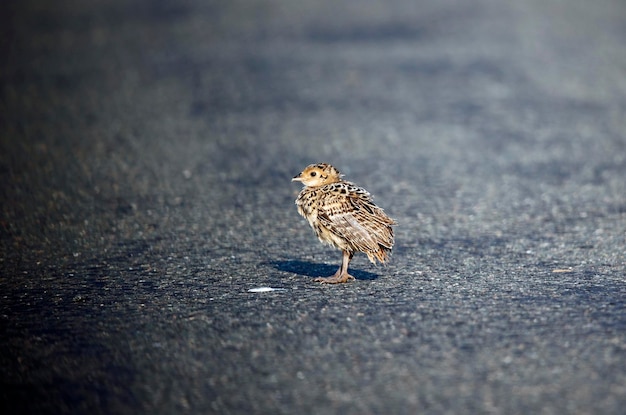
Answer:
[292, 163, 396, 283]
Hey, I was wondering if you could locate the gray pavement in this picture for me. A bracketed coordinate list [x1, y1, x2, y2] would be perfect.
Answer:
[2, 0, 626, 413]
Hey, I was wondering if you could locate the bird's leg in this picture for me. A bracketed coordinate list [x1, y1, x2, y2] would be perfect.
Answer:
[315, 250, 355, 283]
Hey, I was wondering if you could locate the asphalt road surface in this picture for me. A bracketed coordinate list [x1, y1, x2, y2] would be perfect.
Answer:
[2, 0, 626, 413]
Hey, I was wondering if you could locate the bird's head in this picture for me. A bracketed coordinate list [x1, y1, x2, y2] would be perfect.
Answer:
[292, 163, 342, 187]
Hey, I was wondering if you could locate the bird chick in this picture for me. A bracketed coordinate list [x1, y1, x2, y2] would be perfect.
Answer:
[292, 163, 396, 283]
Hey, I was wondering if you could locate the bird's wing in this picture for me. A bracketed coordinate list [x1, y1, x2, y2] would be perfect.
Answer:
[317, 183, 395, 253]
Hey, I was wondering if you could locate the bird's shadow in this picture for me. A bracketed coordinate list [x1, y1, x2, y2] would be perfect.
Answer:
[270, 260, 379, 281]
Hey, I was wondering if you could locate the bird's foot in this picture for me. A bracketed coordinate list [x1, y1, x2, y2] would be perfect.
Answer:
[315, 272, 355, 284]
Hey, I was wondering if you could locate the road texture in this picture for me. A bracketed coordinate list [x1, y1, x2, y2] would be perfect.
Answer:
[1, 0, 626, 413]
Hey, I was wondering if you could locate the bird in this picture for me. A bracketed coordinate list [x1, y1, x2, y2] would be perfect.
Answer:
[292, 163, 396, 283]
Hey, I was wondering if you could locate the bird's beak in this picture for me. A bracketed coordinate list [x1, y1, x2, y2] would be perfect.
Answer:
[292, 173, 302, 182]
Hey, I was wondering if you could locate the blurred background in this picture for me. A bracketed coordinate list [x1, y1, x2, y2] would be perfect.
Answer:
[1, 0, 625, 413]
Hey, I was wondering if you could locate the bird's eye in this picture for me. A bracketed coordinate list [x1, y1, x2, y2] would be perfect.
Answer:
[310, 172, 317, 177]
